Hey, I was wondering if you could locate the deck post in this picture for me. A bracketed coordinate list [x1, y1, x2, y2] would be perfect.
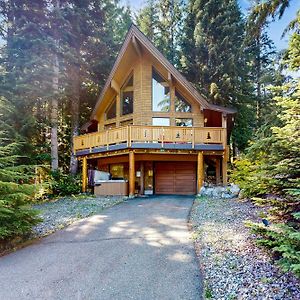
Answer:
[129, 151, 135, 196]
[197, 151, 204, 193]
[140, 162, 144, 195]
[222, 149, 228, 186]
[82, 156, 88, 193]
[216, 158, 221, 185]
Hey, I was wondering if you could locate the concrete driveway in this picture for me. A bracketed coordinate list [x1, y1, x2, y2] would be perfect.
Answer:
[0, 195, 202, 300]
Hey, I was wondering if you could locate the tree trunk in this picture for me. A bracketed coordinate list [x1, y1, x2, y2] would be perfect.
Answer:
[69, 64, 80, 175]
[51, 51, 59, 171]
[50, 0, 60, 171]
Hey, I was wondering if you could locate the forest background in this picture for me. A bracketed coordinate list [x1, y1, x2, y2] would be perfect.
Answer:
[0, 0, 299, 276]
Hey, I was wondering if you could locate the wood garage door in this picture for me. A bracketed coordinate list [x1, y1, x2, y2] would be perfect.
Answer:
[155, 162, 196, 195]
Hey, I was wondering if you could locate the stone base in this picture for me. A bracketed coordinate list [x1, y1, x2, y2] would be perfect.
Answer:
[198, 183, 240, 199]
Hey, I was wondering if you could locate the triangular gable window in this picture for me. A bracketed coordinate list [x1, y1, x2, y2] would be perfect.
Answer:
[175, 90, 192, 112]
[106, 97, 116, 120]
[152, 68, 170, 112]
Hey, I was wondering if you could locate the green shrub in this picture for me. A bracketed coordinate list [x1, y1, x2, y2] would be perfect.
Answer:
[246, 220, 300, 277]
[50, 171, 81, 196]
[0, 138, 41, 240]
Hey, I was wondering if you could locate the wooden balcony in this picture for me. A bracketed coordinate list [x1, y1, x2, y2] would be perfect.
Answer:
[74, 125, 226, 154]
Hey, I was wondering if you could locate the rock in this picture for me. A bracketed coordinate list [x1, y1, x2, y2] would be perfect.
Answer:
[199, 184, 240, 199]
[229, 184, 240, 196]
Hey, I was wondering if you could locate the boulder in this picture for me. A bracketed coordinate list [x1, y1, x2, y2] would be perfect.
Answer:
[199, 184, 240, 199]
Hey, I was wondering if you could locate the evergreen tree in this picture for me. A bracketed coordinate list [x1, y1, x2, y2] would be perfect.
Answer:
[181, 0, 246, 106]
[0, 97, 41, 240]
[136, 0, 159, 43]
[136, 0, 183, 65]
[181, 0, 255, 151]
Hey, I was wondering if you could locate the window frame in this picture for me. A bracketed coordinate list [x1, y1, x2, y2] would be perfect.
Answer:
[105, 97, 117, 120]
[151, 67, 171, 112]
[152, 117, 171, 126]
[175, 89, 192, 113]
[175, 118, 193, 127]
[121, 72, 134, 116]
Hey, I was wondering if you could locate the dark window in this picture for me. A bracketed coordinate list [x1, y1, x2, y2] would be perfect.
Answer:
[152, 68, 170, 112]
[175, 90, 192, 112]
[120, 119, 133, 126]
[104, 123, 116, 130]
[175, 118, 193, 127]
[121, 74, 134, 115]
[106, 98, 116, 120]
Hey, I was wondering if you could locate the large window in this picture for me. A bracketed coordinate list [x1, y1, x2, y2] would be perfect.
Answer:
[152, 117, 170, 126]
[152, 68, 170, 112]
[175, 90, 191, 112]
[175, 118, 193, 127]
[121, 74, 134, 115]
[106, 98, 116, 120]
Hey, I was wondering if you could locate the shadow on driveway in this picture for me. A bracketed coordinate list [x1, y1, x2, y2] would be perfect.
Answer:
[0, 195, 203, 300]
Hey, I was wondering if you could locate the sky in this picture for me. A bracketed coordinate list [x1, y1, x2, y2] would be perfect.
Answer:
[123, 0, 300, 50]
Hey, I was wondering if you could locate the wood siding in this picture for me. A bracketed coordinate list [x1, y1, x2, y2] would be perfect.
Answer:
[96, 49, 204, 131]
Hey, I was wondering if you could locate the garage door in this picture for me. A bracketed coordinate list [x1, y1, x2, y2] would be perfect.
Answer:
[155, 162, 196, 195]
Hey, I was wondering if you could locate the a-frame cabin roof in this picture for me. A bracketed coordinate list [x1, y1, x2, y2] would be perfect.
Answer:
[90, 24, 236, 120]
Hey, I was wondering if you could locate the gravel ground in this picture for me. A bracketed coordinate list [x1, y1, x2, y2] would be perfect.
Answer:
[32, 195, 125, 237]
[190, 196, 300, 300]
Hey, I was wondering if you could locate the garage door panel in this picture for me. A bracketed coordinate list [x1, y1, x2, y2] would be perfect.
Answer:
[155, 162, 196, 195]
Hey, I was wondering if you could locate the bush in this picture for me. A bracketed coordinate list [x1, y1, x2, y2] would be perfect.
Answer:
[246, 219, 300, 277]
[50, 171, 81, 196]
[0, 141, 41, 240]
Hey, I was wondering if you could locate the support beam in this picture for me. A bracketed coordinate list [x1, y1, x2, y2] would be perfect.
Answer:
[132, 36, 142, 58]
[222, 149, 228, 186]
[129, 151, 135, 196]
[216, 158, 221, 185]
[197, 151, 204, 193]
[168, 72, 173, 83]
[111, 79, 119, 92]
[140, 162, 144, 195]
[82, 156, 87, 193]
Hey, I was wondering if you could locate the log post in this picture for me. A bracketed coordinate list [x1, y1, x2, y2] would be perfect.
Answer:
[222, 149, 228, 186]
[129, 151, 135, 196]
[140, 162, 144, 195]
[197, 151, 204, 193]
[216, 158, 221, 185]
[82, 156, 87, 193]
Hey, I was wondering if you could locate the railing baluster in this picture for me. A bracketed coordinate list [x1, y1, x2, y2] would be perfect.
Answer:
[73, 125, 225, 152]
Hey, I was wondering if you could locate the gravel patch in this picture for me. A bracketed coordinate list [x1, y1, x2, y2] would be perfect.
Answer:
[32, 195, 125, 237]
[190, 196, 300, 300]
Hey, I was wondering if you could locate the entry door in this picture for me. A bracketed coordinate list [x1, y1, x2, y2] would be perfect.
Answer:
[155, 162, 196, 195]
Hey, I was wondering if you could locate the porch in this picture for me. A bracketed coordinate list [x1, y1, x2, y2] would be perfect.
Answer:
[74, 125, 227, 155]
[79, 149, 228, 197]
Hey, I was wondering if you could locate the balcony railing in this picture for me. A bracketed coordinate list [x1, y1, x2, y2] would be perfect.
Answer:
[74, 125, 226, 153]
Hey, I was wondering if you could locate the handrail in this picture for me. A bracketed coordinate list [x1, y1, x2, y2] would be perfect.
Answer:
[74, 125, 226, 152]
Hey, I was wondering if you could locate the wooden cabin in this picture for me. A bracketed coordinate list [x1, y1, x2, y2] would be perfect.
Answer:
[73, 24, 236, 196]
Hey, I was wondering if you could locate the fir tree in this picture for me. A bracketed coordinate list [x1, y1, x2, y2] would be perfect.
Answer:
[0, 97, 41, 240]
[136, 0, 159, 43]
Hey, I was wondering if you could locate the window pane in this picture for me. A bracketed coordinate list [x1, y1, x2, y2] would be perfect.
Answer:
[104, 123, 116, 130]
[106, 98, 116, 120]
[175, 90, 191, 112]
[110, 164, 124, 180]
[121, 74, 134, 116]
[122, 91, 133, 115]
[152, 68, 170, 112]
[175, 118, 193, 127]
[152, 117, 170, 126]
[120, 119, 133, 126]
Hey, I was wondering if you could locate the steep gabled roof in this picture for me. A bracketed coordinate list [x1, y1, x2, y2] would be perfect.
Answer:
[91, 24, 236, 120]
